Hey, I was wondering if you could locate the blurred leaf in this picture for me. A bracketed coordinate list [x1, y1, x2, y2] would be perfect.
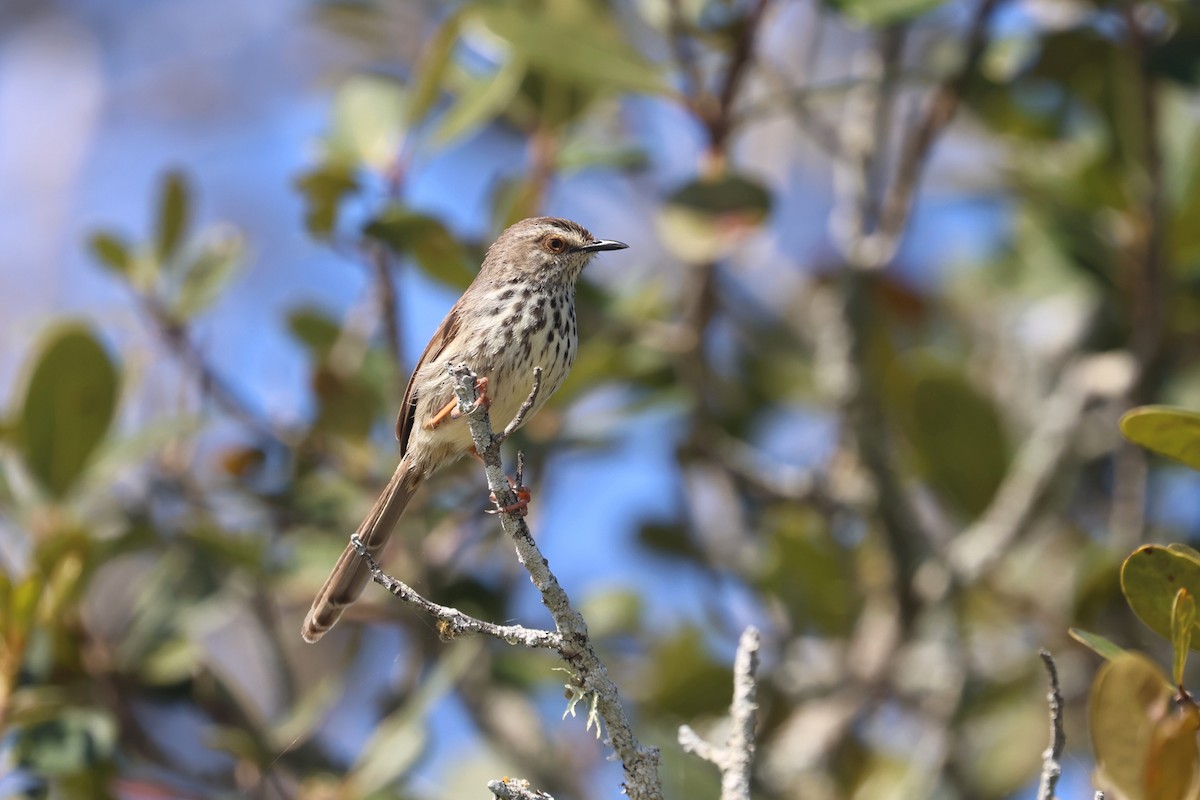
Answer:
[637, 521, 705, 561]
[326, 74, 408, 171]
[295, 162, 360, 240]
[643, 627, 732, 718]
[1172, 588, 1195, 685]
[13, 708, 117, 776]
[477, 5, 666, 96]
[657, 173, 772, 263]
[287, 305, 342, 357]
[87, 232, 133, 278]
[1069, 628, 1128, 663]
[1145, 702, 1200, 800]
[826, 0, 947, 25]
[1149, 14, 1200, 86]
[759, 505, 858, 635]
[171, 228, 243, 319]
[312, 365, 383, 441]
[363, 206, 476, 289]
[1090, 652, 1172, 800]
[406, 8, 465, 126]
[579, 588, 642, 639]
[155, 170, 191, 265]
[557, 140, 649, 173]
[4, 573, 44, 644]
[432, 56, 526, 144]
[1120, 405, 1200, 471]
[890, 359, 1009, 517]
[15, 325, 120, 499]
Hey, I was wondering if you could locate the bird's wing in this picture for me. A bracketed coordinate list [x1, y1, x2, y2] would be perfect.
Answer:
[395, 301, 463, 457]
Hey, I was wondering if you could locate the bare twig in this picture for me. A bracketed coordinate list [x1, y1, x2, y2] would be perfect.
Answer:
[1037, 650, 1065, 800]
[350, 535, 562, 650]
[498, 367, 543, 443]
[488, 778, 555, 800]
[678, 626, 762, 800]
[447, 363, 663, 800]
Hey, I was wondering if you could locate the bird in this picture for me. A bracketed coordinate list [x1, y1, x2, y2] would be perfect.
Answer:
[302, 216, 628, 643]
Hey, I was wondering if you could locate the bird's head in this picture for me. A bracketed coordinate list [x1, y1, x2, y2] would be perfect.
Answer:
[484, 216, 628, 283]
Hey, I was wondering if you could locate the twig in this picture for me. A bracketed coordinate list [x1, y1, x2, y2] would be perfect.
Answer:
[498, 367, 543, 443]
[351, 535, 562, 650]
[678, 626, 761, 800]
[447, 363, 663, 800]
[488, 778, 555, 800]
[1037, 650, 1065, 800]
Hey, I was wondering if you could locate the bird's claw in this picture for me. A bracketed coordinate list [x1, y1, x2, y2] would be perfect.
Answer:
[451, 376, 491, 419]
[487, 476, 531, 517]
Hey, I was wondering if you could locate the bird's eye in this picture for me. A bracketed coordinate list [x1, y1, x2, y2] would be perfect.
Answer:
[545, 237, 566, 253]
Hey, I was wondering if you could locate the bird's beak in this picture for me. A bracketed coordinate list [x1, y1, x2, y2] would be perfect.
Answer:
[578, 239, 629, 253]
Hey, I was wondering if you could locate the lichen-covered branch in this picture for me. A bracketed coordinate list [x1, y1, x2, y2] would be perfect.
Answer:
[447, 363, 663, 800]
[678, 626, 762, 800]
[351, 534, 561, 650]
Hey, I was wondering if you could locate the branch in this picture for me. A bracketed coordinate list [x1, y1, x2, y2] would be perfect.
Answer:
[1037, 650, 1065, 800]
[488, 778, 555, 800]
[447, 363, 663, 800]
[678, 626, 762, 800]
[350, 534, 561, 650]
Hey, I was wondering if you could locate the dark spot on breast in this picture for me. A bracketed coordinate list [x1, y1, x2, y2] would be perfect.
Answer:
[547, 329, 556, 344]
[491, 305, 503, 317]
[500, 288, 515, 301]
[505, 314, 517, 329]
[513, 300, 526, 318]
[522, 285, 534, 299]
[531, 301, 546, 332]
[550, 296, 558, 310]
[552, 309, 561, 329]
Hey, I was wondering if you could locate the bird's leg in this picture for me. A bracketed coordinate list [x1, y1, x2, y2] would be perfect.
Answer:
[487, 476, 532, 517]
[425, 377, 491, 430]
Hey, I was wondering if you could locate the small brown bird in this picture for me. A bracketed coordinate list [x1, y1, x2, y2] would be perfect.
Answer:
[302, 217, 628, 643]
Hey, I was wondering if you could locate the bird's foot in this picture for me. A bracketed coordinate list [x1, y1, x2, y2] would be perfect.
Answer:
[487, 476, 531, 517]
[425, 377, 491, 430]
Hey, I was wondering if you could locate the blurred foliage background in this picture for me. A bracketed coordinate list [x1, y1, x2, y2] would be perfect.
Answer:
[3, 0, 1200, 797]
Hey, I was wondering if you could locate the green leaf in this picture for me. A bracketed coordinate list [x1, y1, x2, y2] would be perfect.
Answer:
[155, 170, 191, 265]
[1172, 589, 1196, 685]
[326, 74, 408, 171]
[432, 56, 527, 144]
[827, 0, 947, 25]
[1122, 545, 1200, 650]
[294, 162, 360, 240]
[557, 140, 649, 173]
[87, 232, 132, 277]
[15, 325, 120, 499]
[406, 8, 465, 127]
[362, 207, 476, 289]
[1090, 652, 1173, 800]
[1120, 406, 1200, 471]
[13, 708, 118, 776]
[478, 5, 666, 96]
[1069, 628, 1128, 663]
[171, 229, 243, 319]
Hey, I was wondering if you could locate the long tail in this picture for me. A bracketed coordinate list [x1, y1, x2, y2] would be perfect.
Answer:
[301, 458, 423, 643]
